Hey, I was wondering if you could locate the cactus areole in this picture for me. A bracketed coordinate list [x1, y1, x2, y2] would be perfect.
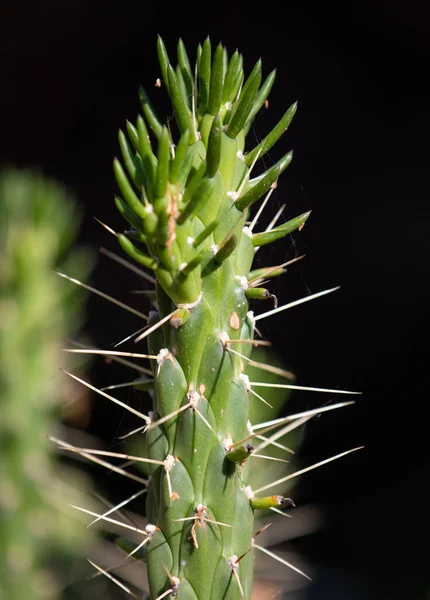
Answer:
[114, 37, 310, 600]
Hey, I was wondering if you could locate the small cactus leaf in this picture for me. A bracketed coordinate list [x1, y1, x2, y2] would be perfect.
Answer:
[245, 287, 277, 306]
[193, 219, 219, 247]
[156, 35, 171, 94]
[167, 65, 196, 142]
[245, 101, 298, 165]
[227, 59, 262, 139]
[213, 233, 238, 265]
[118, 129, 138, 184]
[113, 158, 147, 218]
[250, 495, 294, 510]
[177, 176, 215, 224]
[208, 43, 224, 115]
[177, 38, 193, 99]
[137, 115, 158, 188]
[180, 162, 206, 207]
[222, 49, 241, 103]
[138, 86, 163, 139]
[205, 114, 222, 177]
[248, 265, 286, 281]
[118, 234, 158, 270]
[198, 36, 211, 108]
[114, 195, 144, 233]
[169, 129, 190, 184]
[176, 148, 195, 189]
[126, 119, 139, 150]
[252, 210, 311, 247]
[235, 151, 293, 211]
[226, 444, 254, 462]
[245, 68, 277, 129]
[155, 126, 170, 198]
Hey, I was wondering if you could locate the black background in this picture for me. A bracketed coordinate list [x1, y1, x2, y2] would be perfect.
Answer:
[1, 1, 429, 598]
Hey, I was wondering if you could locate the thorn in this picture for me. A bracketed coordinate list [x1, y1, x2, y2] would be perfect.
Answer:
[249, 387, 273, 408]
[60, 369, 151, 424]
[254, 287, 340, 322]
[94, 217, 118, 237]
[228, 555, 244, 597]
[50, 436, 148, 484]
[101, 377, 153, 391]
[249, 185, 276, 232]
[87, 488, 147, 527]
[66, 339, 153, 376]
[253, 446, 364, 494]
[250, 381, 361, 395]
[114, 325, 149, 347]
[87, 559, 140, 598]
[63, 348, 158, 360]
[99, 247, 156, 285]
[247, 255, 306, 286]
[71, 505, 148, 536]
[226, 346, 295, 380]
[253, 543, 312, 581]
[54, 272, 149, 321]
[250, 454, 289, 463]
[134, 309, 178, 343]
[58, 444, 164, 467]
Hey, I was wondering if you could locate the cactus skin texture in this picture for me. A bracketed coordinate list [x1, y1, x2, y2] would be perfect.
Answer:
[0, 170, 91, 600]
[114, 38, 311, 600]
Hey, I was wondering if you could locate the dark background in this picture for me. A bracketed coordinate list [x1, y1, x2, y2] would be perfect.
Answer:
[1, 1, 429, 598]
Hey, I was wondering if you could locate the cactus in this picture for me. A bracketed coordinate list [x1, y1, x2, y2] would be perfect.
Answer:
[0, 170, 92, 600]
[62, 38, 362, 599]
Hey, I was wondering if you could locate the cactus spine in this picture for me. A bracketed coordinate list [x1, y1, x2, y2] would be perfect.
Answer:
[76, 37, 360, 599]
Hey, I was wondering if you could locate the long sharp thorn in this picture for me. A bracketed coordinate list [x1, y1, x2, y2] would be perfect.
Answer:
[249, 186, 276, 232]
[61, 369, 150, 423]
[99, 247, 156, 285]
[88, 488, 147, 527]
[250, 381, 361, 395]
[118, 425, 147, 440]
[87, 559, 140, 598]
[253, 417, 311, 454]
[270, 507, 293, 518]
[71, 505, 148, 535]
[253, 544, 312, 581]
[134, 309, 177, 343]
[249, 387, 273, 408]
[63, 349, 158, 360]
[227, 346, 295, 380]
[266, 203, 286, 232]
[114, 325, 148, 347]
[94, 218, 118, 237]
[254, 287, 340, 322]
[149, 401, 192, 429]
[255, 434, 295, 454]
[155, 590, 174, 600]
[193, 406, 219, 440]
[67, 339, 153, 376]
[50, 436, 148, 484]
[101, 377, 152, 391]
[55, 272, 149, 321]
[234, 402, 354, 448]
[126, 536, 151, 559]
[60, 445, 164, 466]
[254, 446, 364, 494]
[252, 400, 355, 430]
[250, 454, 289, 463]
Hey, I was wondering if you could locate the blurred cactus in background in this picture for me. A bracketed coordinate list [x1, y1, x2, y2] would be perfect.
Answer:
[0, 170, 92, 600]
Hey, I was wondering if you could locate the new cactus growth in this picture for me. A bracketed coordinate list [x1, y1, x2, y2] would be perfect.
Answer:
[62, 37, 361, 599]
